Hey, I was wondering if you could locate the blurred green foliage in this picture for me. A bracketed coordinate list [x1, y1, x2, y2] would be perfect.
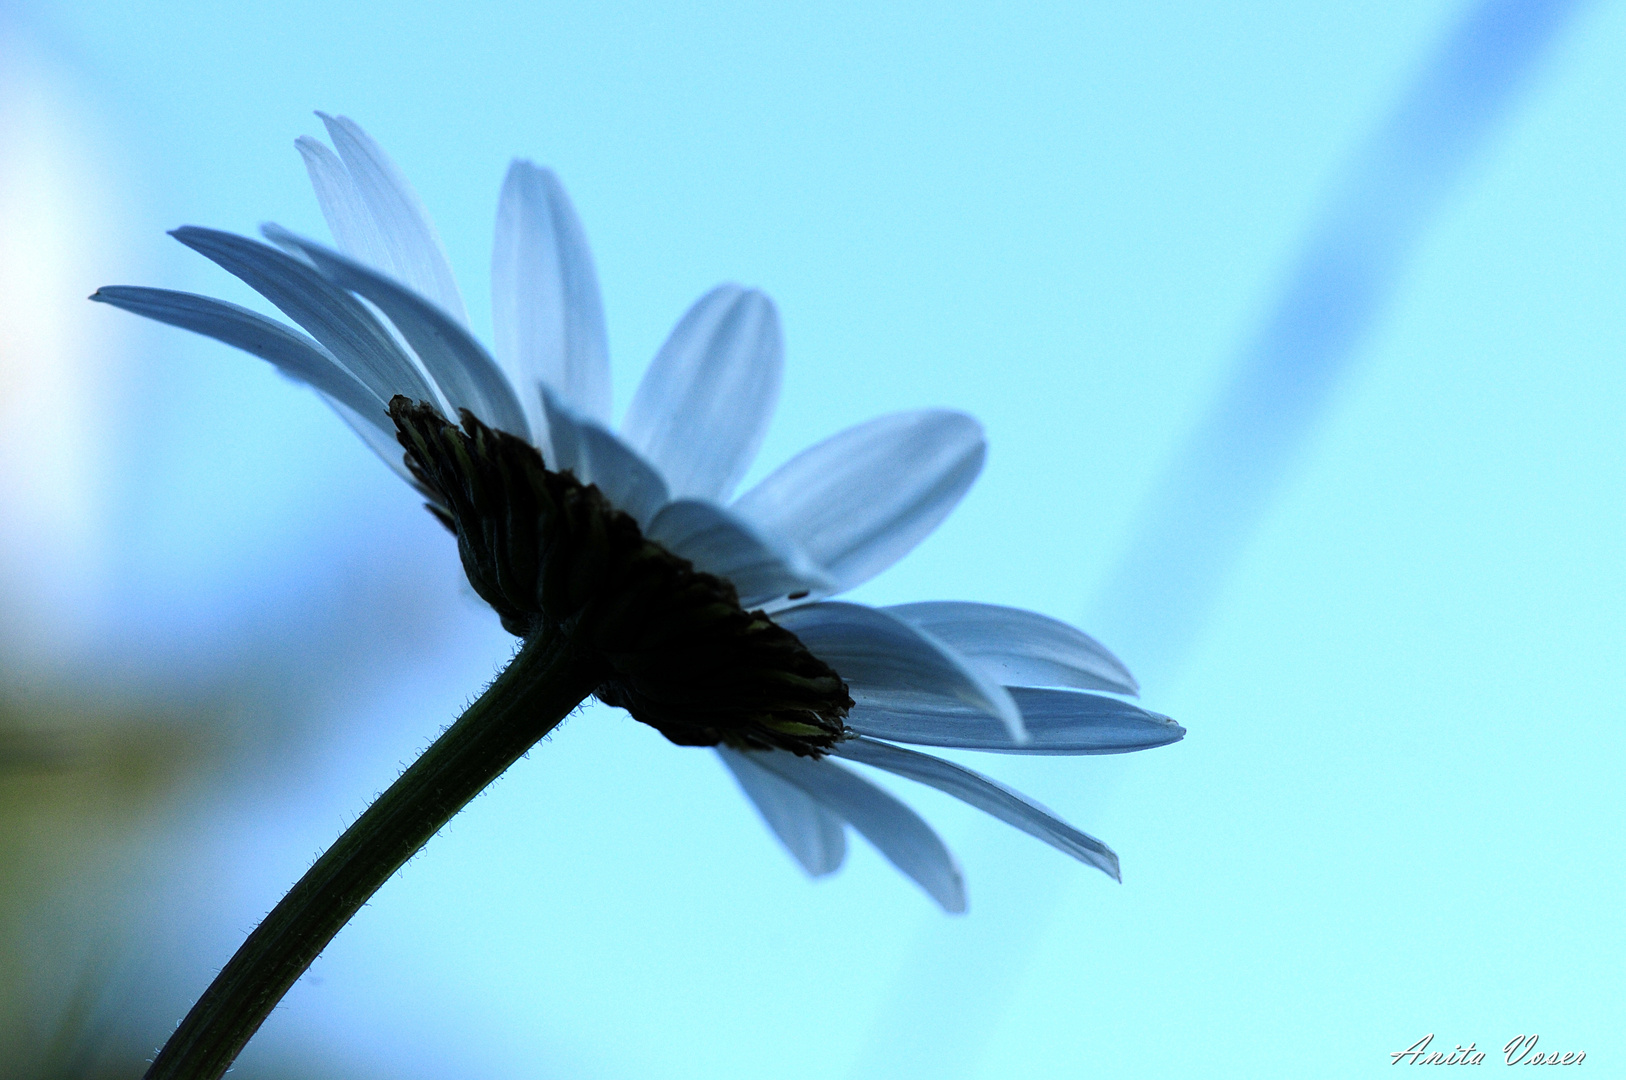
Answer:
[1, 684, 220, 1078]
[1, 684, 408, 1080]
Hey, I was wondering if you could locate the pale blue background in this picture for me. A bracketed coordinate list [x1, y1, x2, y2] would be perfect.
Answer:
[4, 0, 1622, 1075]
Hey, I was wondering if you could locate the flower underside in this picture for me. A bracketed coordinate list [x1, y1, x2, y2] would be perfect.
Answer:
[390, 397, 852, 756]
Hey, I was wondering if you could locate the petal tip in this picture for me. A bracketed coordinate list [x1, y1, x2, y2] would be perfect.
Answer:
[965, 676, 1025, 744]
[1005, 712, 1032, 746]
[503, 158, 564, 192]
[1100, 850, 1123, 883]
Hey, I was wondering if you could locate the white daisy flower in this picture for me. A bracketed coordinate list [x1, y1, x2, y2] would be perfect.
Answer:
[94, 114, 1182, 914]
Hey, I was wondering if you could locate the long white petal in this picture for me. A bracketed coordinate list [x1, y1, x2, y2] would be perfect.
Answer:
[716, 748, 846, 876]
[315, 113, 469, 326]
[266, 226, 530, 439]
[492, 160, 611, 423]
[88, 286, 450, 491]
[772, 601, 1025, 741]
[621, 285, 783, 502]
[540, 387, 668, 527]
[845, 686, 1185, 755]
[170, 227, 442, 408]
[831, 736, 1121, 881]
[748, 750, 965, 913]
[645, 500, 835, 609]
[89, 286, 387, 429]
[295, 135, 390, 274]
[732, 410, 984, 593]
[884, 601, 1139, 696]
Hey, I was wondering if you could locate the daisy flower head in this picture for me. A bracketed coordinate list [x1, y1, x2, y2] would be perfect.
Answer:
[95, 114, 1183, 913]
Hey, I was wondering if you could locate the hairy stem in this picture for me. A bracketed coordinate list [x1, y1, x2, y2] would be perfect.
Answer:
[145, 631, 603, 1080]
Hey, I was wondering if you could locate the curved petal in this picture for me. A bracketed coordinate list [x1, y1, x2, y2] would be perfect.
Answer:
[313, 113, 469, 327]
[747, 749, 965, 913]
[492, 160, 611, 424]
[541, 387, 668, 527]
[169, 226, 442, 408]
[265, 226, 530, 439]
[296, 135, 392, 280]
[832, 736, 1120, 881]
[845, 686, 1185, 755]
[88, 287, 444, 491]
[732, 410, 985, 593]
[645, 501, 835, 609]
[89, 286, 387, 430]
[716, 747, 846, 876]
[884, 601, 1138, 696]
[772, 602, 1024, 741]
[621, 285, 783, 502]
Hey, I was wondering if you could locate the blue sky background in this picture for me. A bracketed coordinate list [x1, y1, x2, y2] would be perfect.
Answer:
[1, 0, 1622, 1075]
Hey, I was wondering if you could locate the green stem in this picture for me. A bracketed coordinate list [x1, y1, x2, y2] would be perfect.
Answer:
[144, 631, 603, 1080]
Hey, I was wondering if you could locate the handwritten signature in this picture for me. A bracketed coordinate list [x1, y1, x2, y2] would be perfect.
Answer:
[1391, 1034, 1587, 1066]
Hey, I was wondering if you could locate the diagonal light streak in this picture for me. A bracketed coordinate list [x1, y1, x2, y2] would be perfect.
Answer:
[1093, 0, 1588, 684]
[846, 2, 1589, 1076]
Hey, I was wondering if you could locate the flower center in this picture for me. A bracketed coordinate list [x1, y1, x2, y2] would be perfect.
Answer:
[390, 397, 852, 756]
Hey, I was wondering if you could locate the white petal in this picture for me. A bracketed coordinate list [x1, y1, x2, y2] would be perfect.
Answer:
[845, 686, 1185, 755]
[170, 227, 442, 408]
[266, 226, 530, 439]
[492, 160, 611, 423]
[89, 285, 445, 491]
[883, 601, 1139, 696]
[716, 748, 846, 876]
[831, 736, 1121, 881]
[645, 501, 835, 609]
[772, 601, 1025, 741]
[315, 113, 469, 326]
[732, 410, 985, 593]
[540, 387, 668, 527]
[296, 135, 391, 274]
[621, 285, 783, 502]
[89, 286, 387, 429]
[748, 750, 965, 913]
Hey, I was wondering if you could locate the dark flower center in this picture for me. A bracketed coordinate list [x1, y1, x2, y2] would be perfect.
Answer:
[390, 397, 851, 756]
